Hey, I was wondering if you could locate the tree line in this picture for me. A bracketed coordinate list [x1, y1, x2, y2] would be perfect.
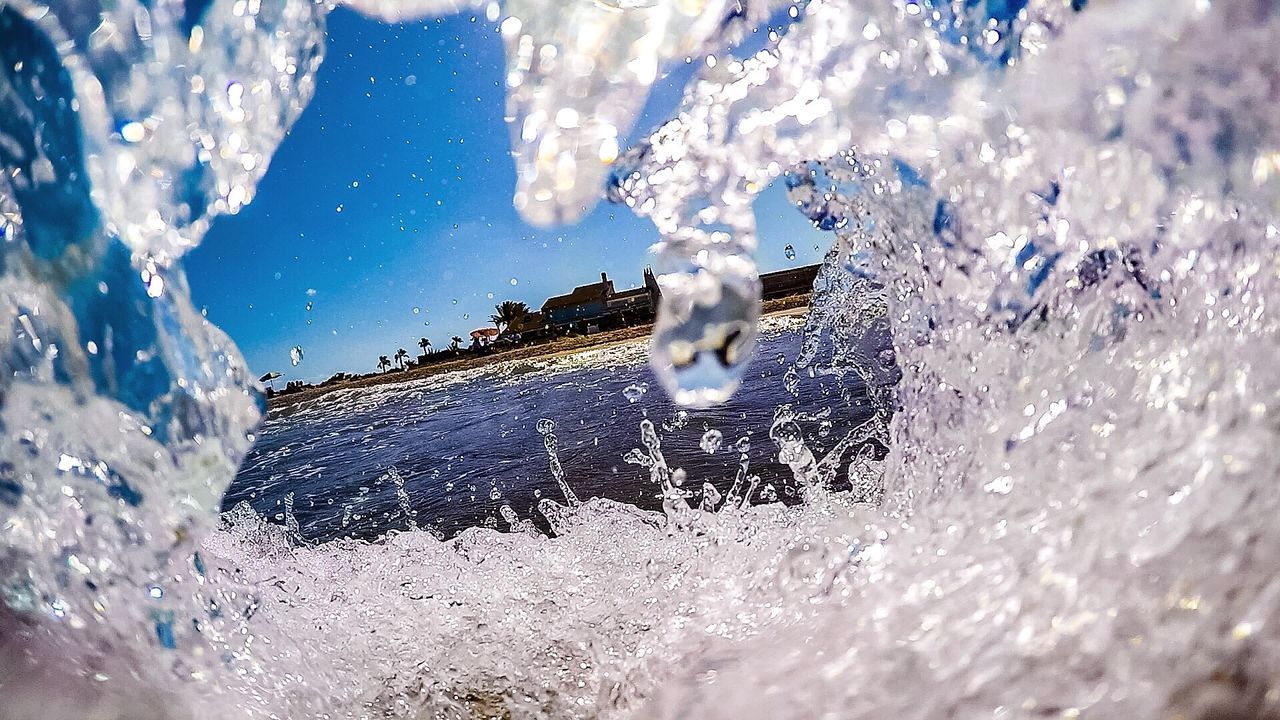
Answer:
[375, 301, 533, 373]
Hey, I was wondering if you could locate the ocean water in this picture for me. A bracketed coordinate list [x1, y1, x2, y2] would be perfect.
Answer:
[4, 1, 1280, 719]
[226, 319, 889, 542]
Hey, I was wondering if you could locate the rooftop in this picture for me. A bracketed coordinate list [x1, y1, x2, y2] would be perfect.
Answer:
[542, 272, 615, 311]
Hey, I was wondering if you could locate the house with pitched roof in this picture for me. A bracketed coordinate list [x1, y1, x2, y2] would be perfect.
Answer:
[541, 272, 616, 327]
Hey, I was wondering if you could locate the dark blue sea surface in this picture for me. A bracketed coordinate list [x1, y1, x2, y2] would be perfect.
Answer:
[224, 327, 886, 540]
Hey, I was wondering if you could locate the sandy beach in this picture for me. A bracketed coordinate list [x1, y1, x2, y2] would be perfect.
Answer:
[266, 294, 812, 410]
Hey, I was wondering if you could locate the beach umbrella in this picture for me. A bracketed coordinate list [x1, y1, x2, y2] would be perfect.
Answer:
[259, 371, 283, 391]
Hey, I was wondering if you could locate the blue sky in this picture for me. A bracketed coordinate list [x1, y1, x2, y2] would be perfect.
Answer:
[186, 7, 827, 384]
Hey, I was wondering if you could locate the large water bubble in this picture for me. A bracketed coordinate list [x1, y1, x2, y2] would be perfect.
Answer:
[648, 256, 761, 406]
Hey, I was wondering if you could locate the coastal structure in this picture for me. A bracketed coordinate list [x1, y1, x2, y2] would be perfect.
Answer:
[269, 263, 819, 398]
[538, 268, 663, 335]
[505, 311, 545, 338]
[606, 267, 663, 318]
[542, 272, 617, 327]
[533, 264, 818, 337]
[761, 264, 821, 299]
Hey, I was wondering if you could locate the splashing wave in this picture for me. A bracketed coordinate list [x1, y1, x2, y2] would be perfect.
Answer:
[2, 0, 1280, 718]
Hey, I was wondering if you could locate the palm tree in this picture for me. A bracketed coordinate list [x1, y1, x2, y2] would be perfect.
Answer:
[377, 355, 391, 373]
[450, 335, 463, 352]
[395, 347, 409, 369]
[418, 337, 432, 356]
[491, 300, 531, 333]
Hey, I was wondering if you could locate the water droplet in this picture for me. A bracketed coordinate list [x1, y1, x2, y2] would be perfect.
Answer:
[700, 482, 722, 511]
[489, 487, 501, 501]
[412, 307, 420, 314]
[290, 345, 304, 366]
[623, 383, 648, 403]
[784, 244, 796, 260]
[120, 121, 146, 143]
[510, 278, 518, 286]
[699, 429, 723, 454]
[662, 410, 690, 432]
[651, 266, 760, 407]
[783, 366, 800, 395]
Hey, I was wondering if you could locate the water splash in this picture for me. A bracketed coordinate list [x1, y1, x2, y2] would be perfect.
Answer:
[622, 382, 648, 403]
[698, 428, 723, 454]
[6, 0, 1280, 718]
[0, 0, 321, 692]
[495, 0, 776, 225]
[536, 418, 579, 506]
[388, 466, 420, 531]
[283, 490, 306, 544]
[721, 433, 757, 509]
[624, 418, 692, 526]
[499, 503, 538, 535]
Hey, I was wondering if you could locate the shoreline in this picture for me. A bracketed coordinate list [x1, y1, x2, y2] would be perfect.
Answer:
[266, 293, 812, 411]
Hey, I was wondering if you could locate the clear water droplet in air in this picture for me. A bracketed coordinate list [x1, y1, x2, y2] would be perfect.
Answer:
[623, 383, 648, 403]
[650, 265, 760, 408]
[699, 429, 723, 454]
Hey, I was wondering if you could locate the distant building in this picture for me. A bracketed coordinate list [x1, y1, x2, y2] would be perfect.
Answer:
[533, 264, 815, 337]
[761, 264, 820, 299]
[541, 269, 662, 335]
[606, 267, 661, 317]
[506, 310, 546, 338]
[542, 272, 615, 326]
[321, 372, 352, 386]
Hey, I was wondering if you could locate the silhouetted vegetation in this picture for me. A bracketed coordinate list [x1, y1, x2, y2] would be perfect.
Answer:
[491, 300, 531, 333]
